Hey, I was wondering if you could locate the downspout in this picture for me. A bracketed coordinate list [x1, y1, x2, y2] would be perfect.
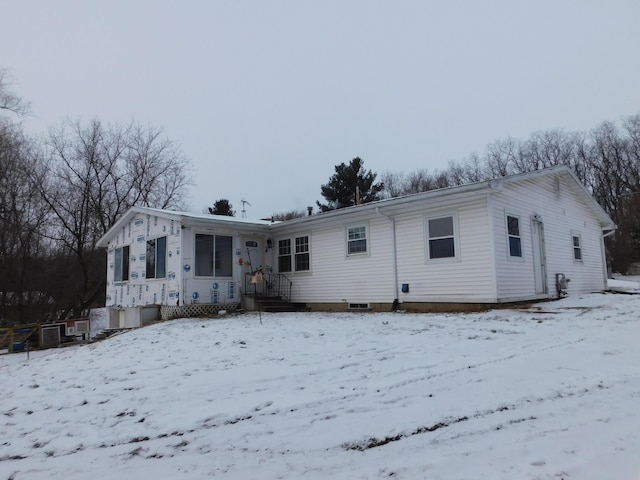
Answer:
[376, 207, 399, 310]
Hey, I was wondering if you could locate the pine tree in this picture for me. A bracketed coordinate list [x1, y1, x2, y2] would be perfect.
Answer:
[316, 157, 384, 212]
[208, 199, 235, 216]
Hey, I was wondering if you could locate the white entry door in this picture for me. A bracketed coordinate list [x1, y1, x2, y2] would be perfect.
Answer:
[531, 217, 547, 294]
[242, 238, 262, 275]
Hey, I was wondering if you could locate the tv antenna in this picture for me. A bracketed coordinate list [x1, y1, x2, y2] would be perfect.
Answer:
[241, 198, 251, 218]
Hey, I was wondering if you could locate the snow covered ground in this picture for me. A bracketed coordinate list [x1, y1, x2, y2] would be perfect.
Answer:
[1, 291, 639, 480]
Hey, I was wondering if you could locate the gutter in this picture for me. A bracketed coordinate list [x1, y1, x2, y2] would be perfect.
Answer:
[376, 207, 399, 308]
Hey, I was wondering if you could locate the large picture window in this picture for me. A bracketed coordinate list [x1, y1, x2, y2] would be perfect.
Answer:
[146, 237, 166, 279]
[426, 215, 456, 259]
[278, 235, 310, 273]
[347, 225, 367, 255]
[114, 245, 130, 282]
[507, 215, 522, 258]
[195, 234, 233, 277]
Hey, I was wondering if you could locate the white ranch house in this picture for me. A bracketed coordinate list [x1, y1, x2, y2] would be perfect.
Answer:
[97, 166, 615, 328]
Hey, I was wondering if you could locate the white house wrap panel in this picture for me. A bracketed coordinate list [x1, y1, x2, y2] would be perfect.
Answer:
[179, 227, 242, 306]
[105, 213, 182, 308]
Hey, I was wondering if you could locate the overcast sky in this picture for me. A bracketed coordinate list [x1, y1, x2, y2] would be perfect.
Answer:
[2, 1, 639, 220]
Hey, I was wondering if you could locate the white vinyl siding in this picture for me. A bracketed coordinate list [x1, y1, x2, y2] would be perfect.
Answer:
[276, 217, 394, 304]
[396, 197, 495, 302]
[492, 176, 606, 300]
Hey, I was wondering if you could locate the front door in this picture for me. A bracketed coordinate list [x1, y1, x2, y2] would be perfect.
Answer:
[531, 217, 547, 294]
[242, 238, 262, 275]
[242, 238, 263, 295]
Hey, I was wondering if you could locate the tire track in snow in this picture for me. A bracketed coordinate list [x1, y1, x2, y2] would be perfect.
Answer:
[340, 377, 617, 451]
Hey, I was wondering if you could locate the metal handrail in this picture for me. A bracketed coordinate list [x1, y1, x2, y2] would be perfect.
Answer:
[244, 272, 292, 302]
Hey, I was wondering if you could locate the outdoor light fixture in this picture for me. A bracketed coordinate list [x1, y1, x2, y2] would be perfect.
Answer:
[266, 238, 273, 250]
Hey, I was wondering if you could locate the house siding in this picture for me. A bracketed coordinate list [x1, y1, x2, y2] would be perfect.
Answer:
[394, 196, 496, 303]
[491, 174, 606, 300]
[105, 213, 182, 308]
[275, 215, 396, 305]
[274, 195, 496, 306]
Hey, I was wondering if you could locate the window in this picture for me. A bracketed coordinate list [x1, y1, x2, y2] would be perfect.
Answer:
[215, 236, 233, 276]
[507, 215, 522, 257]
[114, 245, 130, 282]
[278, 235, 310, 273]
[195, 234, 214, 276]
[278, 239, 292, 272]
[572, 234, 582, 261]
[295, 236, 310, 271]
[146, 236, 166, 279]
[195, 234, 233, 277]
[347, 226, 367, 254]
[426, 215, 456, 259]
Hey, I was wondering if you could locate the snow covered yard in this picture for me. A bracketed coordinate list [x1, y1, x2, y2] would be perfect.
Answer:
[1, 293, 639, 480]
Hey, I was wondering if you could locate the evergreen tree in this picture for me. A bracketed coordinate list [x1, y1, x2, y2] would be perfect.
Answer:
[317, 157, 384, 212]
[209, 199, 235, 216]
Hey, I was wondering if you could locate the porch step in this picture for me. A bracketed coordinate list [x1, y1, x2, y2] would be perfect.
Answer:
[257, 296, 305, 313]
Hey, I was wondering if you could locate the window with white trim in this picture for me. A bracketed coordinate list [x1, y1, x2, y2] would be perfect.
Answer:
[295, 236, 310, 271]
[347, 225, 367, 255]
[572, 233, 583, 261]
[507, 215, 522, 258]
[114, 245, 130, 282]
[146, 236, 167, 279]
[195, 234, 233, 277]
[426, 215, 457, 260]
[278, 235, 310, 273]
[278, 239, 292, 273]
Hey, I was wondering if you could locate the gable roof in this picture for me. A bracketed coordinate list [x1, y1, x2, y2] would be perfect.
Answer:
[97, 166, 615, 248]
[272, 165, 616, 231]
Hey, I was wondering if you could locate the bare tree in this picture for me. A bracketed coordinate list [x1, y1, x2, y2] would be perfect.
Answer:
[376, 111, 640, 272]
[34, 118, 193, 317]
[0, 68, 30, 116]
[379, 171, 406, 198]
[0, 122, 50, 325]
[271, 209, 308, 221]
